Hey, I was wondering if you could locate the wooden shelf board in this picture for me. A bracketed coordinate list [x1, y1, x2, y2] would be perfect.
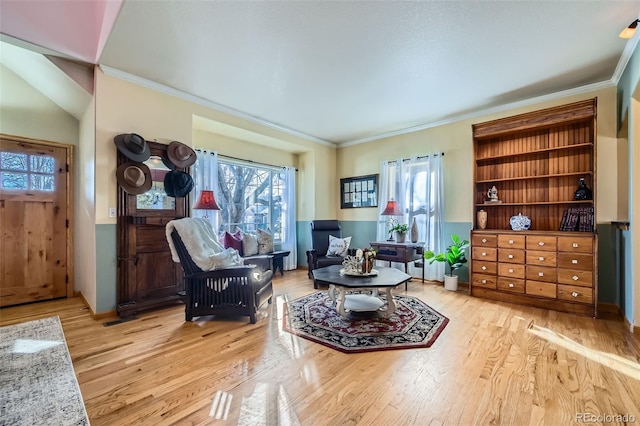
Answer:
[475, 143, 593, 163]
[476, 200, 594, 207]
[476, 171, 593, 184]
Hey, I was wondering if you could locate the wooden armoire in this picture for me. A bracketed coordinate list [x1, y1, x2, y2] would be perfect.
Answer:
[116, 141, 188, 317]
[470, 98, 598, 317]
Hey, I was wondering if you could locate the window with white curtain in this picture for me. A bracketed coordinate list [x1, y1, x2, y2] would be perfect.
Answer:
[193, 152, 297, 269]
[377, 154, 445, 280]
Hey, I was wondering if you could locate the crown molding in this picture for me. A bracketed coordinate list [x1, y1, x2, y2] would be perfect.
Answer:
[339, 80, 616, 147]
[99, 65, 336, 148]
[611, 33, 640, 85]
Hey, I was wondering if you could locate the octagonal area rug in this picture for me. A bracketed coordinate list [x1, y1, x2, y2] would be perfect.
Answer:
[282, 291, 449, 353]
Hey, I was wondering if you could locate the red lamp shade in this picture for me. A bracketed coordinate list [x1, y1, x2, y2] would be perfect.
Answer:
[193, 190, 220, 210]
[381, 200, 402, 216]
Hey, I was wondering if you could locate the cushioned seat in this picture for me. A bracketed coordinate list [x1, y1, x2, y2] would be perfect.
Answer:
[306, 220, 353, 287]
[167, 218, 273, 324]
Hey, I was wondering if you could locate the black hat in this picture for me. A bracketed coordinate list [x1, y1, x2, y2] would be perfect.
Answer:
[116, 161, 152, 194]
[164, 170, 194, 198]
[166, 141, 197, 168]
[114, 133, 151, 162]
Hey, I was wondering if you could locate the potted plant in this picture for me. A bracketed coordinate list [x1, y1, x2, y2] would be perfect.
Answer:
[424, 234, 470, 291]
[390, 223, 409, 243]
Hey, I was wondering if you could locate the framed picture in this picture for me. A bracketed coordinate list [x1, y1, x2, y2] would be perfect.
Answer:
[340, 174, 378, 209]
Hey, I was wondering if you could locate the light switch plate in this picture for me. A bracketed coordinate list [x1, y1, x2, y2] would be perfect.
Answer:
[109, 208, 117, 218]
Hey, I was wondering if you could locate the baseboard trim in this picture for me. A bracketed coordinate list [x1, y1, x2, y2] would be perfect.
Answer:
[74, 291, 117, 320]
[624, 316, 640, 339]
[597, 302, 621, 317]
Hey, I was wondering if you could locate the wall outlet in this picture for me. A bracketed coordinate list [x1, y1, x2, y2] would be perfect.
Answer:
[109, 208, 117, 218]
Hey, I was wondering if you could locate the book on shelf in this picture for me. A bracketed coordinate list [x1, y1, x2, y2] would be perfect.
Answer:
[560, 207, 594, 232]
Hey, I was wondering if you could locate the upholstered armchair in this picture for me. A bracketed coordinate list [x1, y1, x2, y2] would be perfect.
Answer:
[168, 218, 273, 324]
[306, 220, 353, 285]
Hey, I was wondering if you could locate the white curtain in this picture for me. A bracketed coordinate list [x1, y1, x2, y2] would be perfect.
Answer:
[377, 154, 445, 281]
[192, 150, 220, 232]
[281, 166, 297, 270]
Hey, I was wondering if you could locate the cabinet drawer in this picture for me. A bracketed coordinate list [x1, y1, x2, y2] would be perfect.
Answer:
[526, 236, 557, 251]
[557, 269, 593, 287]
[557, 253, 593, 270]
[473, 274, 497, 289]
[526, 266, 557, 283]
[498, 263, 525, 278]
[498, 249, 525, 263]
[526, 280, 557, 298]
[472, 247, 497, 261]
[557, 236, 593, 253]
[526, 250, 557, 267]
[498, 234, 525, 249]
[472, 234, 497, 247]
[472, 261, 497, 274]
[497, 277, 525, 293]
[557, 284, 593, 304]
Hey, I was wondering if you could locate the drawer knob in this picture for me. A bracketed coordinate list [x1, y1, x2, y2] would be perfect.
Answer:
[508, 283, 514, 288]
[508, 254, 514, 259]
[538, 241, 545, 246]
[482, 266, 487, 270]
[482, 238, 487, 243]
[573, 242, 578, 248]
[481, 279, 487, 284]
[508, 268, 514, 273]
[572, 275, 579, 281]
[572, 259, 578, 264]
[571, 292, 579, 298]
[508, 239, 514, 244]
[482, 252, 486, 256]
[538, 256, 544, 261]
[538, 272, 544, 277]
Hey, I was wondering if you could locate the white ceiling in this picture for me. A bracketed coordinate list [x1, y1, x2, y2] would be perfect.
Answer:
[1, 1, 639, 145]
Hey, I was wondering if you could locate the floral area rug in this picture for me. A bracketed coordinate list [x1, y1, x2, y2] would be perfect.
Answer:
[0, 316, 89, 426]
[283, 291, 449, 353]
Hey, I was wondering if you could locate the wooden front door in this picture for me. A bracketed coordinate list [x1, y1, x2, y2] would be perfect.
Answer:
[0, 135, 71, 307]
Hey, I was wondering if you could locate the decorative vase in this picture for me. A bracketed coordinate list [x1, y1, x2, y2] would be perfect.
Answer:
[410, 217, 419, 243]
[510, 213, 531, 231]
[361, 257, 374, 274]
[477, 209, 487, 230]
[396, 232, 406, 243]
[444, 275, 458, 291]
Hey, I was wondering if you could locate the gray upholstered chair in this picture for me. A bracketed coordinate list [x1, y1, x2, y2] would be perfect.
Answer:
[169, 220, 273, 324]
[306, 220, 352, 285]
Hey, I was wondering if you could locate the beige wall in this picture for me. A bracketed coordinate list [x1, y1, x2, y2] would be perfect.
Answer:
[95, 69, 337, 225]
[337, 86, 622, 224]
[74, 96, 97, 312]
[0, 64, 79, 144]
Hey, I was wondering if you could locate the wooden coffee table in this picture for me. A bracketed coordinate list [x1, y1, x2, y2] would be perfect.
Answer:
[312, 265, 412, 318]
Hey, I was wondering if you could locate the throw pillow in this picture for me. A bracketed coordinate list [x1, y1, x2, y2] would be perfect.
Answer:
[242, 232, 259, 256]
[327, 235, 351, 257]
[257, 228, 274, 254]
[222, 231, 243, 256]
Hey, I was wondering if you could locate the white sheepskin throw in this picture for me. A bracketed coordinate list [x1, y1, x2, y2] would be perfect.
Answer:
[166, 218, 243, 271]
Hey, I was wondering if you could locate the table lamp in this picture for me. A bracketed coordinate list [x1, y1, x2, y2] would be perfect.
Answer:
[193, 189, 220, 219]
[381, 199, 402, 241]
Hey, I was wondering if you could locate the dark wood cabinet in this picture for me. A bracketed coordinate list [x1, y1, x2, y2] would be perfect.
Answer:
[116, 141, 189, 317]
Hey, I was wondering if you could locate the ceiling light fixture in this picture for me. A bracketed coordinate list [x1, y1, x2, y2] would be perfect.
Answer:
[619, 19, 639, 39]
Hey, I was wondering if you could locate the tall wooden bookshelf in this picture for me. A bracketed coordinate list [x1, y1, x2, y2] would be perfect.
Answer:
[470, 98, 597, 317]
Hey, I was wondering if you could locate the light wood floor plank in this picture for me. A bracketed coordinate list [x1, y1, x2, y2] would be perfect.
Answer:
[1, 269, 639, 425]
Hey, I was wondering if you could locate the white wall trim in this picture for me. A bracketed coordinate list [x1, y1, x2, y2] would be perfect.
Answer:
[611, 29, 640, 85]
[99, 65, 336, 148]
[340, 80, 616, 147]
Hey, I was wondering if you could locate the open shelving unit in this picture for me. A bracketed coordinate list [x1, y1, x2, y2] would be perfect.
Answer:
[470, 98, 598, 317]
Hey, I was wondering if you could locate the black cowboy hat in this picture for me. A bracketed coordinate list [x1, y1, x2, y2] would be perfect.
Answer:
[114, 133, 151, 162]
[116, 161, 152, 194]
[164, 170, 194, 198]
[166, 141, 196, 169]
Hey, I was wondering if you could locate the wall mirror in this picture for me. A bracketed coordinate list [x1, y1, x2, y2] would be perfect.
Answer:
[135, 155, 175, 210]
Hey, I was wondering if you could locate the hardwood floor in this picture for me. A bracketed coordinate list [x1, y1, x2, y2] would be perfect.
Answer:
[1, 269, 639, 425]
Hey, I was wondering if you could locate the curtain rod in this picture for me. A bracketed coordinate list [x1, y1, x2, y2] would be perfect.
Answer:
[387, 153, 445, 163]
[195, 149, 298, 171]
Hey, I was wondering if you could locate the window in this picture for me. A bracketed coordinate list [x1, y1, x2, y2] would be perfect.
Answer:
[0, 152, 55, 191]
[216, 160, 285, 241]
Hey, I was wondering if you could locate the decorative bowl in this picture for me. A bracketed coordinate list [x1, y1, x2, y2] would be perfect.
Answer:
[510, 213, 531, 231]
